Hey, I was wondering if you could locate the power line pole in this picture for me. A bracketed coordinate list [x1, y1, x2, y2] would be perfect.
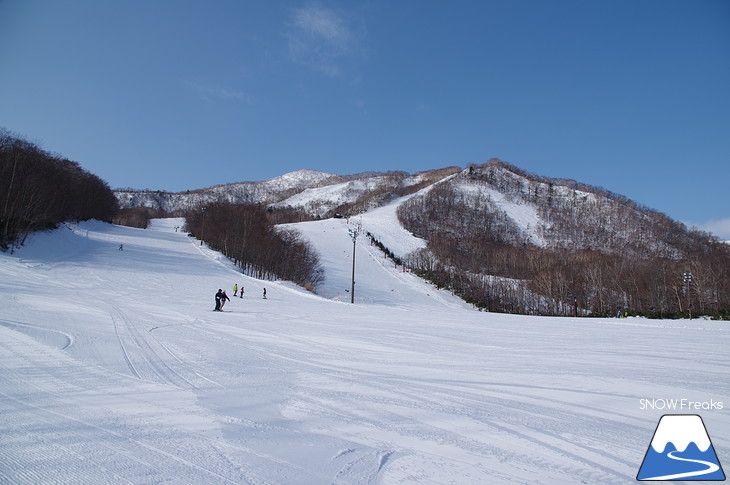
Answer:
[200, 207, 206, 246]
[349, 226, 360, 304]
[683, 271, 693, 319]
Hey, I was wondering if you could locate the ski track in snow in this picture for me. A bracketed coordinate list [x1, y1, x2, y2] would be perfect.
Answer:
[0, 218, 728, 484]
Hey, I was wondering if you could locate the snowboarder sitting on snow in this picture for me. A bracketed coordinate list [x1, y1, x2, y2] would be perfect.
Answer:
[214, 289, 224, 311]
[220, 290, 231, 310]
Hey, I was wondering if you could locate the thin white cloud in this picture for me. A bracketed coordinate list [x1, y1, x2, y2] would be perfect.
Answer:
[286, 3, 357, 76]
[294, 3, 351, 42]
[690, 217, 730, 241]
[192, 84, 252, 104]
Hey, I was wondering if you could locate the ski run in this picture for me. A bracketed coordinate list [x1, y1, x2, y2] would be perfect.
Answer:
[1, 216, 728, 484]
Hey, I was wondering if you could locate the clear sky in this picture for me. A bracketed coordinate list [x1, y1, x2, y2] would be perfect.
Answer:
[1, 0, 729, 237]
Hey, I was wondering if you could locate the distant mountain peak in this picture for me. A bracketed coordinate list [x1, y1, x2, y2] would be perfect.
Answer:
[265, 169, 338, 185]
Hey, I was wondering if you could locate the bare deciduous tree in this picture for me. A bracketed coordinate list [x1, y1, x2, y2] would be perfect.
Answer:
[0, 128, 118, 250]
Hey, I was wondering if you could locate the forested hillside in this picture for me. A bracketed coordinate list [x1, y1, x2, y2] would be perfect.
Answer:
[185, 202, 323, 291]
[0, 129, 118, 251]
[397, 160, 730, 317]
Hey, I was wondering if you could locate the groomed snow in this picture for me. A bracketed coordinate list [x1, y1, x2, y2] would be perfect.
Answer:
[1, 218, 728, 484]
[282, 217, 455, 308]
[357, 193, 429, 258]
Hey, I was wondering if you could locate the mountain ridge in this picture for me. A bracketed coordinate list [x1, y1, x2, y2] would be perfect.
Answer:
[113, 158, 725, 265]
[116, 159, 730, 317]
[114, 165, 461, 216]
[114, 160, 656, 221]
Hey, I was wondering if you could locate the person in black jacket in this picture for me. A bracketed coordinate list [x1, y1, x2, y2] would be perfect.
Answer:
[214, 289, 224, 311]
[220, 291, 231, 310]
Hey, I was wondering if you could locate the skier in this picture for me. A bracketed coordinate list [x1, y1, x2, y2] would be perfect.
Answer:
[220, 290, 231, 310]
[233, 283, 238, 297]
[119, 244, 124, 251]
[214, 289, 224, 311]
[263, 288, 267, 299]
[240, 286, 244, 299]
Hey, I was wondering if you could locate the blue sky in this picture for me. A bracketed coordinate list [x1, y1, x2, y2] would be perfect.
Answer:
[1, 1, 729, 237]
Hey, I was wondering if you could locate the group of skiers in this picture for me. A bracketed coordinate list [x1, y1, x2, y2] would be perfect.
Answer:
[213, 284, 266, 311]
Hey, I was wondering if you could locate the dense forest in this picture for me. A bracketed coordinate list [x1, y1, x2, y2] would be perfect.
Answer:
[185, 202, 323, 291]
[0, 129, 118, 251]
[398, 161, 730, 319]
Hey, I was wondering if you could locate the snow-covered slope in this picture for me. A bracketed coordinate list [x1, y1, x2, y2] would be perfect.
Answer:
[456, 181, 547, 247]
[274, 176, 389, 217]
[284, 217, 461, 308]
[1, 218, 728, 484]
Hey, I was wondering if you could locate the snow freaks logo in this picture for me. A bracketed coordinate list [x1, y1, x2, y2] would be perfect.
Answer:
[640, 398, 724, 411]
[636, 414, 726, 481]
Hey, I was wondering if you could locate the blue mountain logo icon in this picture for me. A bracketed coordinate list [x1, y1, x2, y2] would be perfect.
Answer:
[637, 414, 725, 481]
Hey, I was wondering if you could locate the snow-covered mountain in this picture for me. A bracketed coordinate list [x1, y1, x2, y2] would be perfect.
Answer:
[397, 160, 711, 257]
[116, 160, 729, 316]
[115, 160, 712, 257]
[115, 169, 343, 213]
[115, 167, 459, 217]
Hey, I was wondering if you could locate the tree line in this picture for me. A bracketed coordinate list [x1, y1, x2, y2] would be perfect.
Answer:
[402, 244, 729, 319]
[0, 128, 118, 251]
[397, 162, 730, 319]
[113, 207, 169, 229]
[185, 202, 323, 291]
